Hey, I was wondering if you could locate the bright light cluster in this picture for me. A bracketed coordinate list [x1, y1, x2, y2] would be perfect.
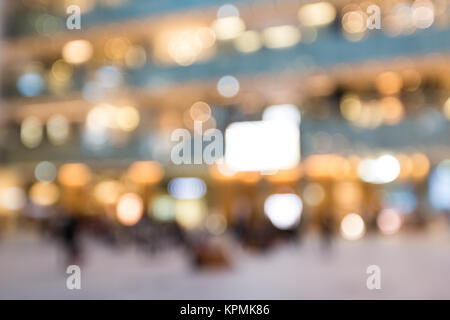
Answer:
[225, 120, 300, 172]
[358, 155, 401, 184]
[264, 193, 303, 230]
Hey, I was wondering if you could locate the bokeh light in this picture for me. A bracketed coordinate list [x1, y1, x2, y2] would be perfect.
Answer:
[205, 212, 227, 235]
[116, 193, 144, 226]
[94, 180, 124, 206]
[168, 177, 206, 200]
[17, 73, 45, 97]
[358, 155, 401, 184]
[116, 106, 140, 132]
[175, 199, 206, 230]
[233, 31, 262, 53]
[29, 182, 60, 206]
[303, 182, 325, 207]
[0, 187, 26, 212]
[34, 161, 57, 183]
[58, 163, 91, 187]
[212, 16, 245, 41]
[263, 104, 301, 125]
[47, 114, 71, 145]
[377, 209, 403, 235]
[263, 25, 301, 49]
[340, 213, 365, 240]
[429, 160, 450, 210]
[264, 193, 303, 230]
[190, 101, 211, 122]
[62, 40, 93, 64]
[127, 161, 164, 185]
[151, 195, 176, 222]
[217, 75, 240, 98]
[298, 2, 336, 27]
[21, 117, 43, 148]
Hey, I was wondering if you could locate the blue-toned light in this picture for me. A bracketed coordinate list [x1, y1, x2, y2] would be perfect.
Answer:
[383, 188, 417, 214]
[95, 66, 123, 88]
[17, 73, 45, 97]
[429, 160, 450, 211]
[168, 177, 206, 200]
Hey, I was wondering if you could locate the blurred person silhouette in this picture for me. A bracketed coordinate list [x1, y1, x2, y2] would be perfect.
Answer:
[319, 212, 334, 255]
[58, 209, 83, 266]
[188, 231, 231, 270]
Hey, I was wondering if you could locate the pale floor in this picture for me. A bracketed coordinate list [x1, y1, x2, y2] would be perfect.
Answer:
[1, 231, 450, 299]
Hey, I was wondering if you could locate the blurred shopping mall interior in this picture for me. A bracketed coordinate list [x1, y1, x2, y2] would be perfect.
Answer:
[1, 0, 450, 299]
